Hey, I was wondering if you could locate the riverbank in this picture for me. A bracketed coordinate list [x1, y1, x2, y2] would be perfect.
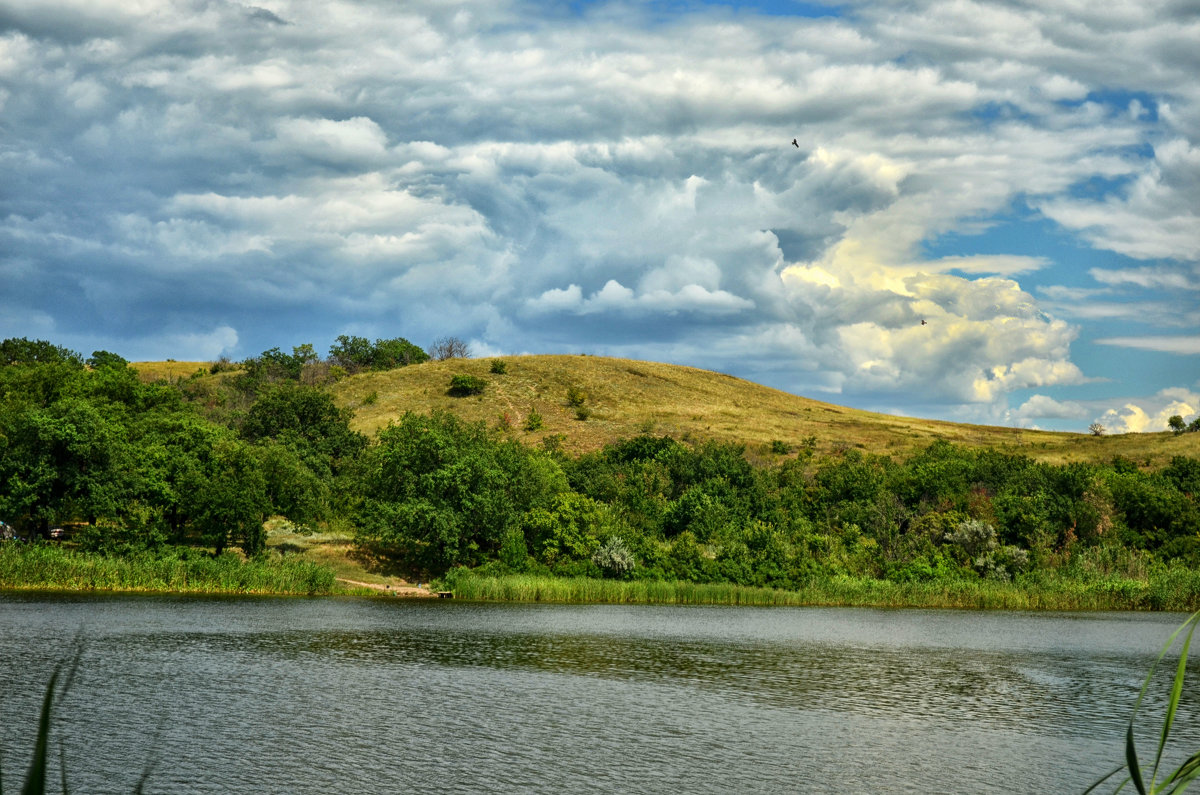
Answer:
[336, 577, 435, 597]
[7, 543, 1200, 610]
[437, 568, 1200, 611]
[0, 544, 336, 596]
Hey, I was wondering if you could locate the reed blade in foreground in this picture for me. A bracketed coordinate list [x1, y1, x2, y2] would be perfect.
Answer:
[1086, 611, 1200, 794]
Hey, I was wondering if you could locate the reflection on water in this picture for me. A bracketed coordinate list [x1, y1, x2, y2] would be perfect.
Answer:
[0, 594, 1196, 794]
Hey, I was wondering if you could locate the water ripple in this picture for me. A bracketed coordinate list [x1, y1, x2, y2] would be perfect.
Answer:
[1, 595, 1196, 794]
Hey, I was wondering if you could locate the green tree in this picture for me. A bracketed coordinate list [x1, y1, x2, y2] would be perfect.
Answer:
[372, 337, 429, 368]
[126, 412, 234, 544]
[0, 396, 127, 534]
[181, 438, 270, 556]
[254, 440, 331, 528]
[241, 381, 366, 465]
[328, 334, 375, 371]
[328, 335, 428, 372]
[0, 337, 84, 367]
[354, 412, 567, 575]
[86, 350, 129, 370]
[522, 492, 612, 565]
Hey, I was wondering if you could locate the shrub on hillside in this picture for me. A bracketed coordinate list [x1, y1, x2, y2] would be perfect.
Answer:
[448, 374, 487, 396]
[328, 335, 429, 372]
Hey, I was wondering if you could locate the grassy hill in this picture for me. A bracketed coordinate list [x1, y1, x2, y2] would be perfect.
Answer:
[136, 355, 1200, 466]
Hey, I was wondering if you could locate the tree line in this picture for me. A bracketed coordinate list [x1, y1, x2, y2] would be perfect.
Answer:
[2, 337, 1198, 592]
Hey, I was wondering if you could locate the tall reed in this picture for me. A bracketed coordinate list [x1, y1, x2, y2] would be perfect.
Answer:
[0, 544, 335, 595]
[1086, 611, 1200, 793]
[0, 645, 154, 795]
[0, 650, 68, 795]
[439, 570, 1200, 610]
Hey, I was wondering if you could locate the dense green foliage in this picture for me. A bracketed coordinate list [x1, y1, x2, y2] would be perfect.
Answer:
[327, 334, 429, 372]
[0, 339, 362, 560]
[353, 415, 1200, 598]
[3, 337, 1200, 606]
[353, 412, 567, 573]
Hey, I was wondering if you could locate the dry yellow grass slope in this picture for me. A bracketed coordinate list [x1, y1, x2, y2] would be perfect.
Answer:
[329, 355, 1200, 465]
[134, 355, 1200, 465]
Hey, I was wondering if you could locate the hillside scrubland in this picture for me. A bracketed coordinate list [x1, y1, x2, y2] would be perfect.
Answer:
[3, 336, 1199, 607]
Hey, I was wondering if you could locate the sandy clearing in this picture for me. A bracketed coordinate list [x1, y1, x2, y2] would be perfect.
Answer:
[336, 577, 436, 598]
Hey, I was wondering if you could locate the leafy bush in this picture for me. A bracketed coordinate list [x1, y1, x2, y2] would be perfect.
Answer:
[490, 359, 508, 374]
[86, 350, 129, 370]
[524, 409, 544, 431]
[944, 519, 1029, 581]
[498, 527, 531, 571]
[592, 535, 636, 578]
[448, 374, 487, 396]
[209, 355, 237, 374]
[243, 346, 306, 381]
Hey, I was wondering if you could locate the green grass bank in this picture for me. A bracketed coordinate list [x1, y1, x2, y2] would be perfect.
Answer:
[0, 544, 336, 596]
[7, 543, 1200, 610]
[439, 568, 1200, 611]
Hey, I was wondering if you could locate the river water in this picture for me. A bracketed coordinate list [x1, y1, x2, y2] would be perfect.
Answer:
[1, 593, 1197, 794]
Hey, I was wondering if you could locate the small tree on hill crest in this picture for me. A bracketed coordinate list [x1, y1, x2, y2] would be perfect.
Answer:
[429, 336, 470, 361]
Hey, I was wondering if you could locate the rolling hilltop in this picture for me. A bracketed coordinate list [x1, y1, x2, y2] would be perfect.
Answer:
[136, 355, 1200, 466]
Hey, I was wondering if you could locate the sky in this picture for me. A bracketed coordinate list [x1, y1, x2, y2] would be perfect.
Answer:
[1, 0, 1197, 433]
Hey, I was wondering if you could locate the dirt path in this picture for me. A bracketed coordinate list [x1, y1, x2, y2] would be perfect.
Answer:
[336, 577, 435, 598]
